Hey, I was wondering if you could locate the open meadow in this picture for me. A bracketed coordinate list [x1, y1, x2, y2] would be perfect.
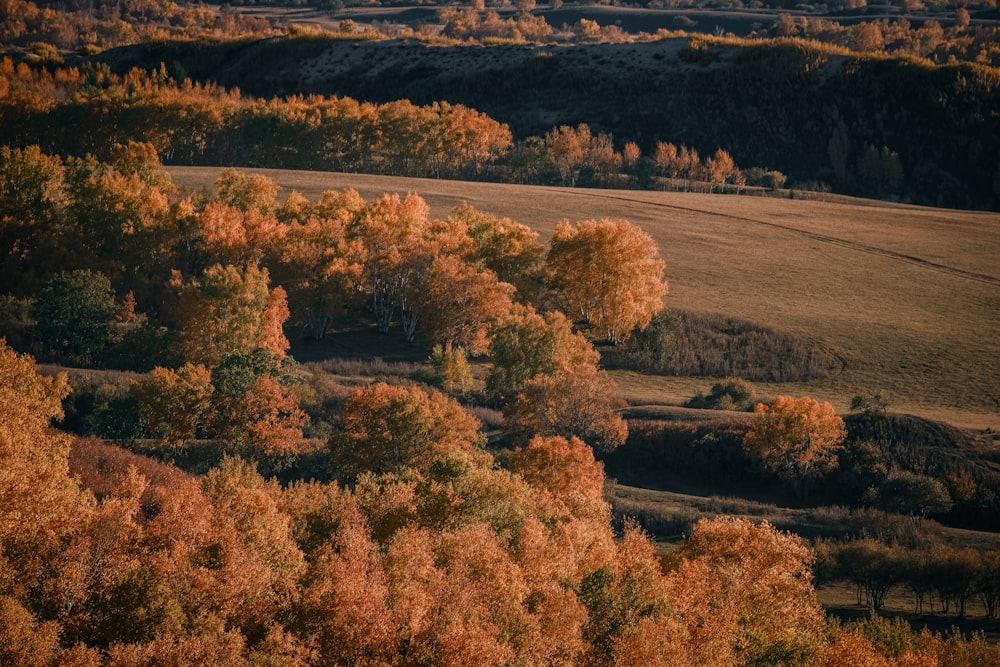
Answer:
[169, 166, 1000, 429]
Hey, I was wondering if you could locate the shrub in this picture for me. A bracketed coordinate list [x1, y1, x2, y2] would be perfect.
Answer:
[685, 378, 757, 411]
[614, 309, 841, 382]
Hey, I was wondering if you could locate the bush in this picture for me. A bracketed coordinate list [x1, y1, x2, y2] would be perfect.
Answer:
[613, 309, 841, 382]
[864, 472, 954, 519]
[685, 378, 757, 411]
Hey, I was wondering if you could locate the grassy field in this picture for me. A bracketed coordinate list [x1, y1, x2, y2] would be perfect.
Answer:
[168, 166, 1000, 429]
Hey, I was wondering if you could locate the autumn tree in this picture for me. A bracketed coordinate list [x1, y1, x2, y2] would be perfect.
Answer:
[273, 188, 367, 339]
[214, 168, 280, 214]
[428, 341, 474, 395]
[133, 362, 214, 446]
[64, 152, 174, 295]
[662, 517, 826, 665]
[505, 368, 627, 452]
[417, 254, 514, 356]
[654, 141, 680, 179]
[448, 202, 544, 299]
[743, 395, 847, 502]
[0, 340, 88, 595]
[174, 263, 289, 367]
[330, 383, 486, 479]
[347, 193, 434, 333]
[210, 349, 307, 456]
[545, 124, 590, 186]
[0, 145, 67, 291]
[195, 200, 286, 270]
[546, 218, 668, 344]
[510, 435, 609, 521]
[485, 305, 600, 403]
[706, 148, 737, 191]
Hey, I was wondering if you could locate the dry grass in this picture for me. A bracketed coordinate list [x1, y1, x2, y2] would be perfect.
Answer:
[167, 166, 1000, 429]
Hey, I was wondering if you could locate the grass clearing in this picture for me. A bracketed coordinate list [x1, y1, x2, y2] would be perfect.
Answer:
[167, 167, 1000, 429]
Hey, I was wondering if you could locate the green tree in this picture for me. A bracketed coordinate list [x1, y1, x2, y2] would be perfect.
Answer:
[868, 472, 953, 518]
[32, 269, 118, 365]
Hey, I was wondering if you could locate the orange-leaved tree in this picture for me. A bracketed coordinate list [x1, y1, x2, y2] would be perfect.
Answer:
[448, 202, 544, 300]
[416, 254, 514, 356]
[546, 218, 667, 345]
[485, 305, 599, 404]
[330, 383, 486, 479]
[174, 263, 289, 367]
[133, 362, 215, 446]
[273, 188, 367, 339]
[659, 517, 826, 666]
[510, 435, 609, 522]
[505, 368, 627, 453]
[347, 193, 434, 334]
[0, 340, 89, 595]
[743, 395, 847, 502]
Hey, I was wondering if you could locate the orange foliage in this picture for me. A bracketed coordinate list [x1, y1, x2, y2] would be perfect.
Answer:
[505, 368, 628, 452]
[511, 435, 609, 521]
[195, 201, 286, 270]
[486, 304, 600, 402]
[744, 395, 847, 501]
[174, 264, 288, 366]
[418, 254, 514, 355]
[133, 363, 214, 446]
[331, 383, 486, 479]
[213, 375, 306, 456]
[0, 341, 88, 591]
[546, 218, 668, 344]
[664, 517, 826, 665]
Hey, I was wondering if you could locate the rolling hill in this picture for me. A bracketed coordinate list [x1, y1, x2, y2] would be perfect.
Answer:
[168, 165, 1000, 429]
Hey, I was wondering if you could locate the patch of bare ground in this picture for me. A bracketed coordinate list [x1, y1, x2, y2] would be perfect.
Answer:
[167, 166, 1000, 429]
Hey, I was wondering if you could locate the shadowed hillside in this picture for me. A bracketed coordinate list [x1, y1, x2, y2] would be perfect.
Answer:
[93, 35, 1000, 209]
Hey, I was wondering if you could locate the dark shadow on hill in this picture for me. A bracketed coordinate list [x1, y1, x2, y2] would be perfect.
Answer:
[289, 325, 434, 364]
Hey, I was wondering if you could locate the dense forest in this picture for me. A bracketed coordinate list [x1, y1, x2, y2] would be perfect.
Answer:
[3, 1, 1000, 664]
[2, 145, 1000, 664]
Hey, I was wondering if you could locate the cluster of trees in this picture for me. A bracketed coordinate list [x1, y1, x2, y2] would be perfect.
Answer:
[0, 57, 776, 194]
[438, 6, 555, 43]
[5, 340, 1000, 665]
[817, 539, 1000, 618]
[0, 145, 672, 452]
[0, 0, 275, 52]
[775, 14, 1000, 66]
[511, 125, 756, 190]
[0, 59, 514, 179]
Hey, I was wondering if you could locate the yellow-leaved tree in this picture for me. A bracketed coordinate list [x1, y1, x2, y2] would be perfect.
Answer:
[546, 218, 667, 345]
[743, 395, 847, 502]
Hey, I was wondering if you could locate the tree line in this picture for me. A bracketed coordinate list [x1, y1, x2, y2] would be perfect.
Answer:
[0, 59, 514, 180]
[1, 145, 674, 456]
[0, 57, 777, 193]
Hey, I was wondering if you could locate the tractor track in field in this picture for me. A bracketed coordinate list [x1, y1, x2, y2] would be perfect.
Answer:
[566, 189, 1000, 288]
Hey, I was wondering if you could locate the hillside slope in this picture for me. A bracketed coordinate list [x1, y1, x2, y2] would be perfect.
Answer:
[101, 36, 1000, 209]
[168, 166, 1000, 428]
